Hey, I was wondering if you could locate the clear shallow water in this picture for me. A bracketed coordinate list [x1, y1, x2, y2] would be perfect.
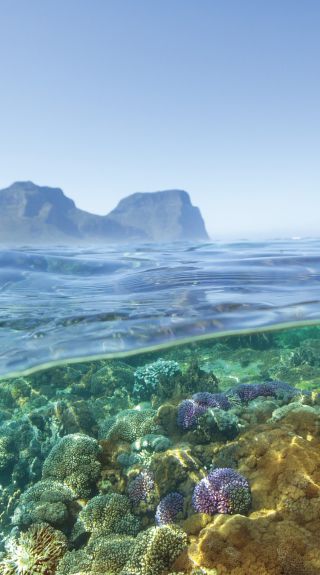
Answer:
[1, 238, 320, 377]
[0, 324, 319, 575]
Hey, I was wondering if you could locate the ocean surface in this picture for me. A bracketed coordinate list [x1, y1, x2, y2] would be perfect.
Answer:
[1, 238, 320, 377]
[0, 239, 320, 575]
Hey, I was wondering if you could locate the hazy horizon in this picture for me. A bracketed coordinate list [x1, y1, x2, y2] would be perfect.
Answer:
[1, 1, 320, 238]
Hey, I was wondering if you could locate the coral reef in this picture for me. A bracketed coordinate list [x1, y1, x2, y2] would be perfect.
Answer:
[1, 324, 320, 575]
[0, 523, 67, 575]
[42, 434, 102, 498]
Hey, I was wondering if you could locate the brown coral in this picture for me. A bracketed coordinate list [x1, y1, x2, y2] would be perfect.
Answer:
[0, 523, 67, 575]
[187, 410, 320, 575]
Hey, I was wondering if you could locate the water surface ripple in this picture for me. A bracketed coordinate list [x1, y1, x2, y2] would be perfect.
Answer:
[1, 239, 320, 376]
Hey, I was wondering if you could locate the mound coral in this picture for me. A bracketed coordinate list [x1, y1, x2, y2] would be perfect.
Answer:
[192, 468, 251, 515]
[0, 523, 67, 575]
[56, 549, 93, 575]
[74, 493, 140, 538]
[87, 534, 135, 573]
[120, 525, 188, 575]
[133, 359, 181, 401]
[155, 492, 184, 526]
[128, 470, 155, 504]
[42, 434, 102, 498]
[12, 479, 76, 529]
[105, 409, 159, 442]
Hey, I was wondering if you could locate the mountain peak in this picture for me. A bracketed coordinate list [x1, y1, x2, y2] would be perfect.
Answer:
[108, 188, 208, 241]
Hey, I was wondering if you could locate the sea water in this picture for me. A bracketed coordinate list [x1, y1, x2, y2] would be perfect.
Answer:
[0, 241, 319, 575]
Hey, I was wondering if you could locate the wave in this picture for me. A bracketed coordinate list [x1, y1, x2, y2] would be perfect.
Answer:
[0, 239, 320, 377]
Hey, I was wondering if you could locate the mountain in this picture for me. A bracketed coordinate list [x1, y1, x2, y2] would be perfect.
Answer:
[108, 189, 208, 242]
[0, 181, 209, 243]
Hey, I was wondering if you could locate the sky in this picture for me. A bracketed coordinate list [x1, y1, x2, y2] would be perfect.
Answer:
[0, 0, 319, 238]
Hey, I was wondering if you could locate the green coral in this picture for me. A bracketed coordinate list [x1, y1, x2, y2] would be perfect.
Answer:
[56, 549, 93, 575]
[42, 433, 102, 498]
[12, 479, 76, 529]
[90, 362, 135, 396]
[120, 525, 187, 575]
[133, 359, 181, 401]
[0, 522, 67, 575]
[0, 436, 14, 472]
[87, 534, 135, 573]
[74, 493, 140, 538]
[105, 409, 159, 442]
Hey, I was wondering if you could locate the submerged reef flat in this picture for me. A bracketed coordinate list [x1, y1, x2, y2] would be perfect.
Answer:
[0, 324, 320, 574]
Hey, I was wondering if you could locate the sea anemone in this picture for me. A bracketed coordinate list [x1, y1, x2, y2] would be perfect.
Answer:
[192, 467, 251, 515]
[0, 523, 67, 575]
[155, 492, 184, 526]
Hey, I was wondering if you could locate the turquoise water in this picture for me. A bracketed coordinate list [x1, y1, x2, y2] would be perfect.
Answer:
[0, 242, 320, 575]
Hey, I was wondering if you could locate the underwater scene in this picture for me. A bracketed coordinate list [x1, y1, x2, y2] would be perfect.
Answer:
[0, 323, 320, 575]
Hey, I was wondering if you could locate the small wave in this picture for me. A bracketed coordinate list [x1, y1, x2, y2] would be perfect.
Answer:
[0, 239, 320, 377]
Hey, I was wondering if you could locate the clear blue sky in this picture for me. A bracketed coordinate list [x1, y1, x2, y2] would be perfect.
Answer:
[0, 0, 319, 238]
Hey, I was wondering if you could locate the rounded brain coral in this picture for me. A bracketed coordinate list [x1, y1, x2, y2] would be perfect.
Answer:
[42, 433, 102, 498]
[192, 467, 251, 515]
[0, 523, 67, 575]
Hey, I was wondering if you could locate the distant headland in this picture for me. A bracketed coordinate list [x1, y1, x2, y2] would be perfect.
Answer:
[0, 182, 209, 243]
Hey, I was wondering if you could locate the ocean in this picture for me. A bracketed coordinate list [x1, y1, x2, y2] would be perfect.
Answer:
[0, 239, 319, 575]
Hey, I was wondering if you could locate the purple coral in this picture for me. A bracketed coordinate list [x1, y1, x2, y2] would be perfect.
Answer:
[155, 492, 184, 526]
[227, 380, 303, 405]
[192, 392, 231, 410]
[265, 379, 301, 399]
[192, 467, 251, 515]
[177, 392, 230, 430]
[177, 399, 207, 430]
[128, 470, 155, 504]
